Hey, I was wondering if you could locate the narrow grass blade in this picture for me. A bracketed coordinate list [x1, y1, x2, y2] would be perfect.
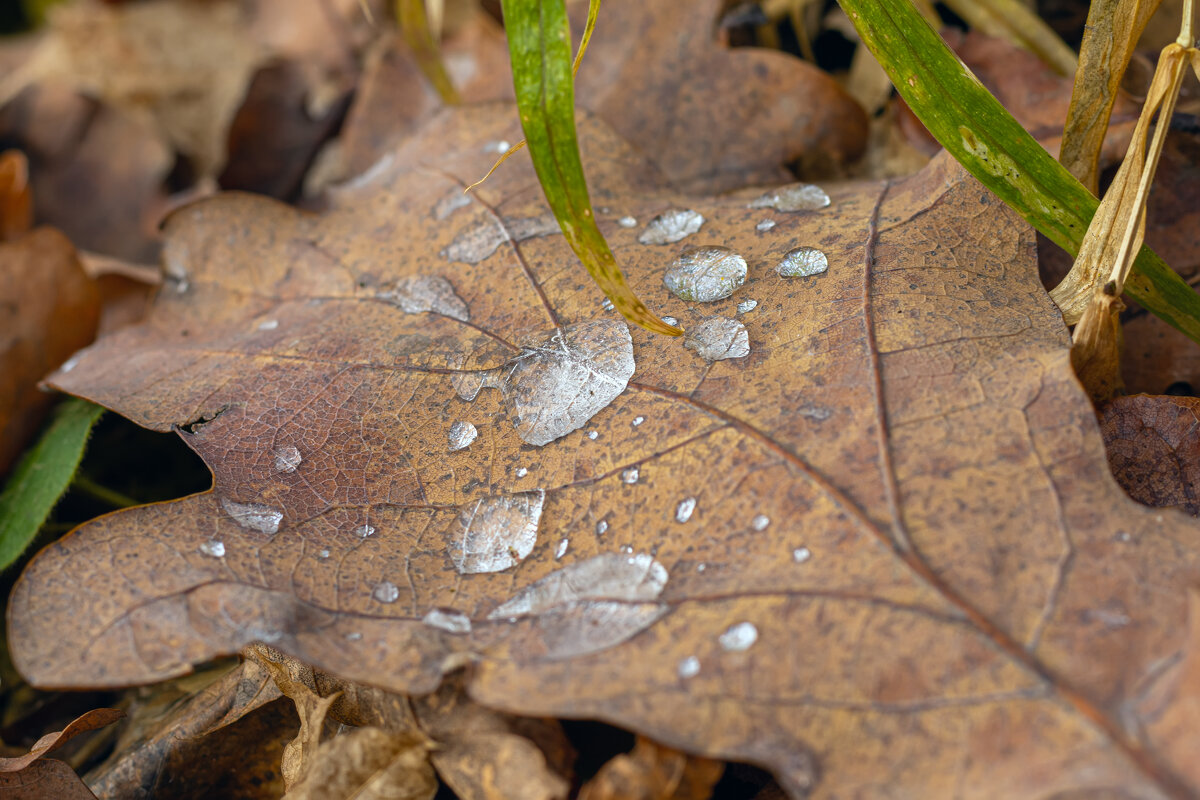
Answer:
[0, 397, 103, 571]
[839, 0, 1200, 342]
[396, 0, 460, 105]
[940, 0, 1077, 76]
[500, 0, 680, 335]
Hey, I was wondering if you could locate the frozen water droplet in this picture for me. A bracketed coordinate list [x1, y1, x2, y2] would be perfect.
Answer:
[448, 421, 478, 451]
[220, 498, 283, 535]
[638, 209, 704, 245]
[586, 430, 599, 440]
[60, 353, 81, 373]
[793, 546, 812, 563]
[621, 467, 640, 485]
[434, 189, 473, 220]
[751, 514, 770, 531]
[318, 548, 331, 559]
[661, 316, 678, 327]
[373, 581, 400, 604]
[600, 297, 615, 311]
[346, 631, 363, 641]
[675, 497, 697, 523]
[663, 246, 747, 303]
[488, 552, 669, 619]
[423, 608, 472, 634]
[257, 319, 279, 331]
[199, 540, 225, 558]
[515, 467, 528, 478]
[719, 621, 759, 652]
[678, 656, 701, 679]
[377, 275, 470, 321]
[555, 538, 569, 559]
[755, 219, 776, 232]
[632, 416, 645, 426]
[596, 519, 609, 535]
[356, 525, 376, 538]
[684, 317, 750, 361]
[776, 247, 829, 278]
[737, 299, 758, 313]
[617, 215, 637, 228]
[748, 183, 830, 212]
[448, 490, 544, 574]
[273, 445, 302, 473]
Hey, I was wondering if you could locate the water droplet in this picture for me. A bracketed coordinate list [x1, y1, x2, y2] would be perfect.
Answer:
[448, 490, 544, 574]
[737, 299, 758, 313]
[273, 445, 302, 473]
[434, 189, 473, 220]
[748, 183, 830, 212]
[661, 316, 678, 327]
[632, 416, 645, 426]
[793, 546, 812, 563]
[719, 621, 759, 652]
[356, 524, 376, 538]
[220, 498, 283, 535]
[60, 353, 81, 373]
[377, 275, 470, 321]
[596, 520, 609, 535]
[199, 540, 226, 558]
[663, 246, 747, 303]
[373, 581, 400, 604]
[346, 631, 363, 641]
[586, 430, 599, 440]
[423, 608, 472, 634]
[442, 215, 559, 264]
[696, 562, 706, 572]
[526, 600, 669, 660]
[678, 656, 701, 679]
[600, 297, 615, 311]
[515, 467, 528, 478]
[448, 421, 478, 451]
[1115, 531, 1132, 543]
[617, 215, 637, 228]
[755, 219, 776, 232]
[776, 247, 829, 278]
[488, 553, 668, 619]
[675, 497, 697, 523]
[555, 538, 569, 559]
[638, 209, 704, 245]
[257, 319, 279, 331]
[318, 548, 331, 559]
[751, 514, 770, 531]
[621, 467, 640, 485]
[684, 317, 750, 361]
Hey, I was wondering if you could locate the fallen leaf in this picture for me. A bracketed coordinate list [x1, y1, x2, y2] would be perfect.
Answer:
[0, 759, 99, 800]
[1100, 394, 1200, 515]
[1137, 587, 1200, 787]
[0, 149, 32, 241]
[12, 30, 1200, 800]
[0, 709, 123, 773]
[281, 726, 436, 800]
[578, 736, 723, 800]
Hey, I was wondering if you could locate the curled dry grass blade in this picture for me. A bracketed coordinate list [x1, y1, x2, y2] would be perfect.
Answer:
[940, 0, 1077, 76]
[500, 0, 680, 335]
[396, 0, 461, 105]
[839, 0, 1200, 342]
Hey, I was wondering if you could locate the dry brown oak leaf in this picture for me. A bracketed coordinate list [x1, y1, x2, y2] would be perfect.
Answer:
[13, 100, 1200, 798]
[1101, 394, 1200, 516]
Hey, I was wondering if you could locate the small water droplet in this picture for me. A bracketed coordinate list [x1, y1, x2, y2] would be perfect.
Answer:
[675, 497, 697, 523]
[486, 139, 511, 153]
[60, 353, 81, 373]
[696, 562, 706, 572]
[356, 524, 376, 538]
[199, 540, 225, 558]
[516, 466, 528, 478]
[737, 299, 758, 313]
[617, 215, 637, 228]
[638, 209, 704, 245]
[663, 246, 747, 303]
[1115, 531, 1132, 543]
[555, 538, 569, 559]
[748, 183, 830, 212]
[776, 247, 829, 278]
[632, 416, 645, 426]
[793, 546, 812, 563]
[684, 317, 750, 361]
[619, 545, 634, 554]
[318, 548, 331, 559]
[586, 430, 599, 440]
[752, 514, 770, 531]
[600, 297, 615, 311]
[596, 520, 609, 535]
[448, 421, 478, 451]
[448, 490, 545, 574]
[257, 319, 279, 331]
[755, 219, 776, 232]
[678, 656, 701, 679]
[220, 498, 283, 535]
[346, 631, 363, 641]
[621, 467, 640, 484]
[423, 608, 472, 634]
[377, 275, 470, 321]
[373, 581, 400, 604]
[273, 445, 302, 473]
[661, 316, 678, 327]
[719, 621, 759, 652]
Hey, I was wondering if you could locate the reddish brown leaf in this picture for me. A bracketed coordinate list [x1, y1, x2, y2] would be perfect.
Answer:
[0, 709, 123, 773]
[0, 759, 98, 800]
[579, 737, 722, 800]
[1100, 394, 1200, 515]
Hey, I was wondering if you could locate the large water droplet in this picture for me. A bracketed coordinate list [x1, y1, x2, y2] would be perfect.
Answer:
[377, 275, 469, 321]
[220, 498, 283, 535]
[776, 247, 828, 278]
[199, 540, 226, 558]
[678, 656, 701, 679]
[448, 490, 545, 574]
[442, 216, 560, 264]
[422, 608, 472, 634]
[663, 246, 747, 303]
[748, 183, 830, 212]
[373, 581, 400, 604]
[527, 601, 669, 660]
[448, 421, 478, 451]
[638, 209, 704, 245]
[488, 553, 669, 619]
[719, 621, 759, 652]
[675, 497, 697, 523]
[684, 317, 750, 361]
[273, 445, 302, 473]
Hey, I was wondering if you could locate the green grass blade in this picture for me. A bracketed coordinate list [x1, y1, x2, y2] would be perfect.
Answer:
[839, 0, 1200, 342]
[500, 0, 680, 336]
[0, 397, 103, 571]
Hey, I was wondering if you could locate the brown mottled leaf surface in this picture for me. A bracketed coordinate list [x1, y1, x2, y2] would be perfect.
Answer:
[1101, 394, 1200, 516]
[11, 26, 1200, 800]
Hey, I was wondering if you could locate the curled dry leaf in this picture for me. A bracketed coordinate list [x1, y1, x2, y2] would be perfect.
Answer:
[281, 727, 436, 800]
[578, 736, 723, 800]
[0, 709, 124, 773]
[1100, 394, 1200, 516]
